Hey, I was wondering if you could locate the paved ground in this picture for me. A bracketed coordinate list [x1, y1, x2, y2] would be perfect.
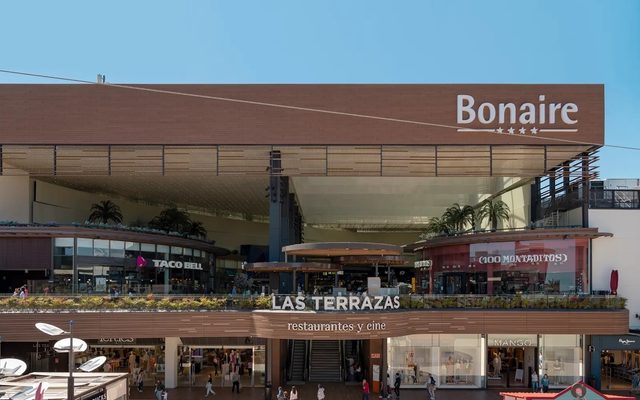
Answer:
[128, 383, 640, 400]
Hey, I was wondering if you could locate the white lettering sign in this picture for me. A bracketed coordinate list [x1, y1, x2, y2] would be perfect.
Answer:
[492, 338, 535, 347]
[152, 259, 203, 270]
[98, 338, 135, 344]
[477, 253, 568, 265]
[456, 94, 579, 136]
[287, 321, 387, 333]
[272, 295, 400, 311]
[414, 260, 433, 268]
[619, 338, 636, 346]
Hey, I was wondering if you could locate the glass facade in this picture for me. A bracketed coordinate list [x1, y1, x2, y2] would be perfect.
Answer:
[388, 334, 583, 389]
[540, 334, 583, 388]
[416, 238, 589, 295]
[51, 237, 211, 294]
[387, 334, 483, 388]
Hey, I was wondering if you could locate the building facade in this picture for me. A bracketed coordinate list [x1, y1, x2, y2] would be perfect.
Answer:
[0, 83, 628, 392]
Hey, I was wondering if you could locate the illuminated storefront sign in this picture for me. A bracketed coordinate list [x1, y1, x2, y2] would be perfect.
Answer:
[272, 295, 400, 311]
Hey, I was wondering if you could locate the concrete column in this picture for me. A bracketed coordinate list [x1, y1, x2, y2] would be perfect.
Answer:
[164, 337, 181, 389]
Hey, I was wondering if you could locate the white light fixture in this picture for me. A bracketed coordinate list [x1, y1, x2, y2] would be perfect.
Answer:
[35, 322, 67, 336]
[78, 356, 107, 372]
[0, 358, 27, 376]
[53, 338, 88, 353]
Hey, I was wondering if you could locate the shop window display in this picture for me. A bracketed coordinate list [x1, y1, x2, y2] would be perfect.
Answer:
[387, 334, 482, 388]
[540, 335, 582, 388]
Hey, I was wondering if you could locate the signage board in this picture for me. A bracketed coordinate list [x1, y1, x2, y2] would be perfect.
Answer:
[82, 388, 107, 400]
[272, 295, 400, 311]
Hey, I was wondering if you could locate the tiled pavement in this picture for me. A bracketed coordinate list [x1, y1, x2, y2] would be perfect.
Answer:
[128, 383, 640, 400]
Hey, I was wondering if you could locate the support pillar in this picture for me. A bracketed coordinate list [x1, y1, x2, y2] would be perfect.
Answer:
[164, 337, 181, 389]
[581, 153, 590, 228]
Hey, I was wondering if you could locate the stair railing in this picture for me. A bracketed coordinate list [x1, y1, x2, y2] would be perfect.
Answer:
[308, 340, 313, 381]
[304, 340, 310, 381]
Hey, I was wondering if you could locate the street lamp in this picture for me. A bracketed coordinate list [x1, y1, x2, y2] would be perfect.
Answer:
[35, 321, 101, 400]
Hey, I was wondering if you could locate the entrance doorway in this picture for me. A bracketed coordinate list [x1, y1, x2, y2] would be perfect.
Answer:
[600, 349, 640, 390]
[487, 347, 536, 389]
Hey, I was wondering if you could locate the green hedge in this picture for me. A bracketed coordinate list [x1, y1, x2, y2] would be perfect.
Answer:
[0, 294, 625, 312]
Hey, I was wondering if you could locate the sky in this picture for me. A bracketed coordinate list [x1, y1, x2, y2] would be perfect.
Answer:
[1, 0, 639, 179]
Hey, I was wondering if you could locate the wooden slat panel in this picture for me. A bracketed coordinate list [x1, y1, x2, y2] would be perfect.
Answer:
[0, 309, 628, 341]
[110, 145, 163, 175]
[1, 145, 54, 175]
[164, 146, 217, 175]
[217, 146, 270, 175]
[327, 146, 381, 176]
[546, 146, 590, 171]
[492, 146, 545, 176]
[274, 146, 326, 176]
[56, 145, 109, 175]
[437, 146, 490, 176]
[382, 146, 436, 176]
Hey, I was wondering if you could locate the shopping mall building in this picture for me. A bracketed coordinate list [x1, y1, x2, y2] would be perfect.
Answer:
[0, 83, 634, 393]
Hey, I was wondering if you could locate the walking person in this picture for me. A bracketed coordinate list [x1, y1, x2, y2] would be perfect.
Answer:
[205, 373, 216, 397]
[541, 374, 550, 393]
[290, 385, 299, 400]
[426, 373, 437, 400]
[531, 370, 539, 392]
[231, 370, 240, 393]
[136, 369, 144, 392]
[154, 380, 165, 400]
[394, 372, 401, 399]
[362, 378, 370, 400]
[317, 384, 325, 400]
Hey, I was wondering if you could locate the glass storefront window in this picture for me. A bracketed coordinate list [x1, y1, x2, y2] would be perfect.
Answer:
[387, 334, 482, 388]
[171, 246, 183, 256]
[141, 243, 156, 260]
[157, 245, 170, 261]
[54, 238, 74, 256]
[110, 240, 125, 258]
[540, 335, 582, 388]
[94, 239, 110, 257]
[194, 249, 201, 257]
[77, 238, 93, 256]
[53, 238, 74, 294]
[425, 239, 589, 295]
[78, 265, 124, 294]
[125, 242, 140, 258]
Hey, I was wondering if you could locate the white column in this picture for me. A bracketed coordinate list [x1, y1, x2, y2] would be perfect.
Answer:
[164, 337, 181, 389]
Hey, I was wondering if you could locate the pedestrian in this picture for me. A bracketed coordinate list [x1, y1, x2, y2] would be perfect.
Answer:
[205, 373, 216, 397]
[136, 369, 144, 392]
[427, 373, 437, 400]
[317, 384, 325, 400]
[531, 370, 539, 392]
[394, 372, 401, 398]
[362, 378, 370, 400]
[290, 385, 298, 400]
[154, 380, 165, 400]
[231, 370, 240, 393]
[541, 374, 550, 393]
[161, 389, 168, 400]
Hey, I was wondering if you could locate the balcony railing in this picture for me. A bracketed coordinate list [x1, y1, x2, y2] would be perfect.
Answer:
[0, 294, 626, 312]
[590, 188, 640, 209]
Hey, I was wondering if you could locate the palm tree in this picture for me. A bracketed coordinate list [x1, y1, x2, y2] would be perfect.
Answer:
[148, 207, 192, 233]
[423, 216, 452, 238]
[87, 200, 123, 224]
[478, 200, 511, 231]
[442, 203, 474, 233]
[187, 220, 207, 238]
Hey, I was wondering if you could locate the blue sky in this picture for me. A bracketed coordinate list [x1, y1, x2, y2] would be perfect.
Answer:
[1, 0, 639, 178]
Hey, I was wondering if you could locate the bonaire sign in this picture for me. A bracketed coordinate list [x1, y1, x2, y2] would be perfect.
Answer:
[456, 94, 579, 136]
[272, 295, 400, 311]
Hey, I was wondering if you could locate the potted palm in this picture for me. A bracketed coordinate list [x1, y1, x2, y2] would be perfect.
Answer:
[477, 200, 510, 231]
[87, 200, 123, 224]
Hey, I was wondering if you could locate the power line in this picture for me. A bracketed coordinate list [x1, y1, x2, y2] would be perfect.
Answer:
[1, 68, 639, 151]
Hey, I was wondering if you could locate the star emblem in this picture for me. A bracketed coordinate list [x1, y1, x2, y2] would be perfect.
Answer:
[531, 127, 538, 135]
[519, 127, 526, 134]
[507, 127, 515, 134]
[496, 127, 503, 134]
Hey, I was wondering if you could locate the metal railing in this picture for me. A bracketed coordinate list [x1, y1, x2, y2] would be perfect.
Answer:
[0, 293, 626, 312]
[590, 188, 640, 209]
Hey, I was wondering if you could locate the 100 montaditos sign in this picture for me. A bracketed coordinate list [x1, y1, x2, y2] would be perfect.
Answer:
[271, 295, 400, 311]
